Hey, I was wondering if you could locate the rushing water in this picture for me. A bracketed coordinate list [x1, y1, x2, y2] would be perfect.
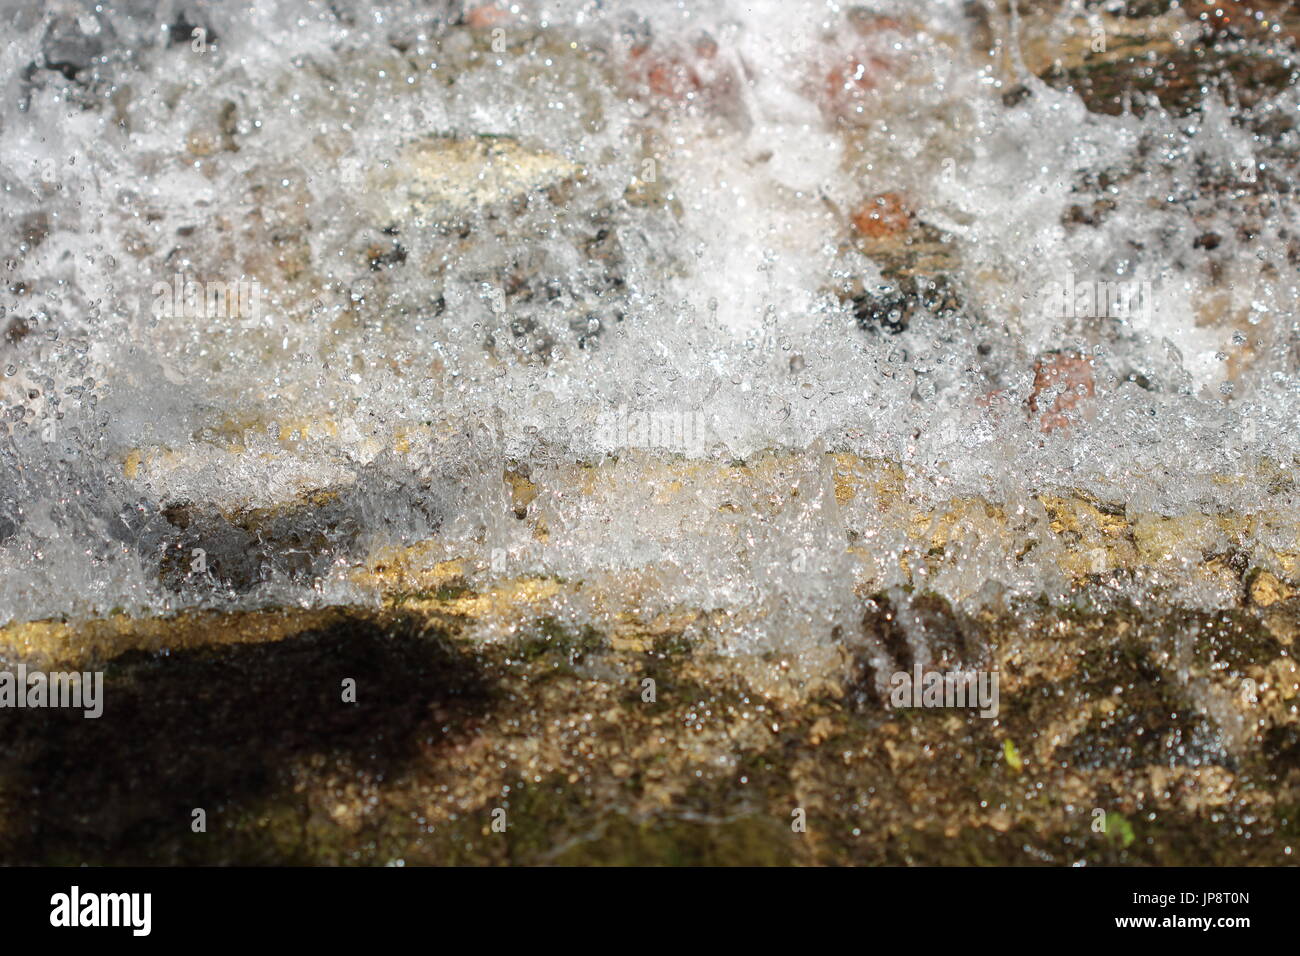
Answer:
[1, 0, 1298, 637]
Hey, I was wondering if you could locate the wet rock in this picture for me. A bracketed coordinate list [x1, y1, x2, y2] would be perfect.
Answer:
[852, 273, 963, 335]
[0, 614, 491, 861]
[363, 133, 637, 362]
[1248, 569, 1296, 607]
[0, 594, 1290, 864]
[35, 10, 113, 83]
[369, 135, 581, 225]
[1029, 351, 1097, 433]
[850, 192, 914, 240]
[154, 491, 365, 594]
[620, 30, 748, 126]
[838, 190, 969, 335]
[850, 591, 989, 706]
[164, 8, 219, 49]
[819, 12, 926, 124]
[988, 1, 1300, 118]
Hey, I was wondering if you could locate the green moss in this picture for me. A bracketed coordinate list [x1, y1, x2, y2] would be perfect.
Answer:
[651, 629, 695, 660]
[513, 616, 604, 666]
[388, 583, 475, 606]
[1003, 739, 1024, 772]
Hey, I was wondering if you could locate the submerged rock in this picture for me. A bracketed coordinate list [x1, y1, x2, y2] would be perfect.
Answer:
[841, 196, 969, 335]
[990, 1, 1300, 117]
[368, 135, 581, 224]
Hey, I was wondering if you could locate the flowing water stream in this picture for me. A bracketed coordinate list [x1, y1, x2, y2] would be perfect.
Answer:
[1, 0, 1299, 865]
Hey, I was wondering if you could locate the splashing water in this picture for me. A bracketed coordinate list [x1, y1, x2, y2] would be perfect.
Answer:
[1, 0, 1298, 647]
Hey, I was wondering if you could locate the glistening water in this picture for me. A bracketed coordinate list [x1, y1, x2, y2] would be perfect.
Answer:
[1, 0, 1297, 647]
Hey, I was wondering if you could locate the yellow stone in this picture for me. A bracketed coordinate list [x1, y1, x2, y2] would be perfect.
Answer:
[1249, 571, 1294, 608]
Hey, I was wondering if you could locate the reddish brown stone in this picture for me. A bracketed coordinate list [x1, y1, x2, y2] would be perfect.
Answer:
[625, 35, 736, 109]
[851, 192, 914, 240]
[1029, 352, 1096, 433]
[464, 4, 510, 29]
